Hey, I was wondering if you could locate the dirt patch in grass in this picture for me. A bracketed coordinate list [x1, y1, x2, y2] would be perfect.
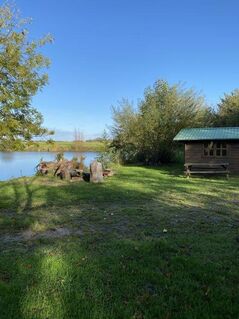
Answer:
[1, 203, 238, 246]
[1, 227, 74, 244]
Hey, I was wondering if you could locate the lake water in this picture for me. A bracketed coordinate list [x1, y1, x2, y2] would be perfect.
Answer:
[0, 151, 99, 181]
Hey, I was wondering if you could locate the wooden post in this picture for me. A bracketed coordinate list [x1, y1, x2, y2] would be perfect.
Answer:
[90, 160, 104, 183]
[185, 164, 190, 178]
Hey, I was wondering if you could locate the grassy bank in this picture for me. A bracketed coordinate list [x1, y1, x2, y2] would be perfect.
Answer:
[24, 140, 105, 152]
[0, 165, 239, 318]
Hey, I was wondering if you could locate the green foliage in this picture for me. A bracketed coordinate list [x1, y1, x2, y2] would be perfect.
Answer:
[111, 99, 139, 163]
[217, 89, 239, 126]
[46, 139, 55, 145]
[111, 80, 214, 164]
[96, 151, 116, 169]
[55, 152, 64, 162]
[0, 2, 53, 151]
[96, 129, 120, 168]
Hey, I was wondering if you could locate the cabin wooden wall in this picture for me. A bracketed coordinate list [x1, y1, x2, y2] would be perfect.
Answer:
[184, 141, 239, 173]
[230, 143, 239, 173]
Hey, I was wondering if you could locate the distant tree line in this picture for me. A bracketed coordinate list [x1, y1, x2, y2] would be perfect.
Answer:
[110, 80, 239, 164]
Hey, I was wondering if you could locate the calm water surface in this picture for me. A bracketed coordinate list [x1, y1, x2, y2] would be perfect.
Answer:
[0, 152, 99, 181]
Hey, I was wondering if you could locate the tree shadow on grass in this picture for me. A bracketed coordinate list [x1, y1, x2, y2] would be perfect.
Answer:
[1, 165, 239, 232]
[1, 219, 239, 319]
[0, 167, 239, 318]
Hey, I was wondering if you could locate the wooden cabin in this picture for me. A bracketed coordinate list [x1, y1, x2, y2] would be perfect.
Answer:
[174, 127, 239, 175]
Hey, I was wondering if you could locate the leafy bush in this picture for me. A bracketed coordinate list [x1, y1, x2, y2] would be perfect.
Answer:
[216, 90, 239, 126]
[55, 152, 64, 162]
[110, 80, 215, 164]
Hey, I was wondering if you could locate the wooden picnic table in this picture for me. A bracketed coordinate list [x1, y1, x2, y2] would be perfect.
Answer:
[184, 162, 230, 179]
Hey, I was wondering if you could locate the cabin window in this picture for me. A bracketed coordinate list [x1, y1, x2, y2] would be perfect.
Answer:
[204, 142, 214, 157]
[204, 142, 227, 157]
[216, 142, 227, 156]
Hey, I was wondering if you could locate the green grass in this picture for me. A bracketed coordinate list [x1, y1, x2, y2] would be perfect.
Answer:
[24, 140, 105, 152]
[0, 165, 239, 319]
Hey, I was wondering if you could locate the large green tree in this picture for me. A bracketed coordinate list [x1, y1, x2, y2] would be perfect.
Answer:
[0, 3, 52, 150]
[217, 90, 239, 126]
[111, 80, 215, 164]
[111, 99, 140, 163]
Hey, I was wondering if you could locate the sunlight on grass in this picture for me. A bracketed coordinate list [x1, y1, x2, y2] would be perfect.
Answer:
[0, 165, 239, 318]
[21, 249, 70, 319]
[30, 221, 48, 233]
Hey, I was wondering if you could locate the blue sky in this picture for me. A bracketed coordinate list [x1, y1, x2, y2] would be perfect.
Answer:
[16, 0, 239, 140]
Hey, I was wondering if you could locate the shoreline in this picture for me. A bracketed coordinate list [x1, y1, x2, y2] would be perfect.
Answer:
[13, 141, 105, 153]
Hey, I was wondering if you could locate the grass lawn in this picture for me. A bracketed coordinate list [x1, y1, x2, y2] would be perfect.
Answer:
[0, 165, 239, 319]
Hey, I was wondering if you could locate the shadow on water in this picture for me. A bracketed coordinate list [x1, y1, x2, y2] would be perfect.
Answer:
[0, 152, 15, 162]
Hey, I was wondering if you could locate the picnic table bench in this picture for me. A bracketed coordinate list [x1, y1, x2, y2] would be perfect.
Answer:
[184, 163, 230, 179]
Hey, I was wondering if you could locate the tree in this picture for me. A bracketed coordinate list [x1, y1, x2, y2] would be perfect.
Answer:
[137, 80, 214, 162]
[111, 98, 140, 163]
[0, 2, 53, 150]
[74, 128, 84, 151]
[111, 80, 213, 164]
[217, 90, 239, 126]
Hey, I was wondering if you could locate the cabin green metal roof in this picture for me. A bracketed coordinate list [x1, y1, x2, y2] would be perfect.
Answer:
[173, 127, 239, 141]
